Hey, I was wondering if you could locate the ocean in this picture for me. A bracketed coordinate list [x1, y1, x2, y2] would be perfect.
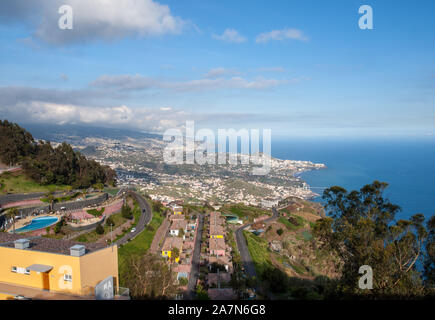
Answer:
[272, 137, 435, 221]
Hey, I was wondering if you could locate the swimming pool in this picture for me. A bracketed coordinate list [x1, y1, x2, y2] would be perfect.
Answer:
[14, 216, 59, 233]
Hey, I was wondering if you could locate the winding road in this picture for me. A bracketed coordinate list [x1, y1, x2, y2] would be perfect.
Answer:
[115, 190, 152, 246]
[235, 207, 280, 279]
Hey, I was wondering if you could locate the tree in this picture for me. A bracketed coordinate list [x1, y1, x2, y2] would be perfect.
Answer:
[106, 216, 115, 227]
[313, 181, 428, 298]
[121, 204, 133, 220]
[276, 228, 284, 236]
[195, 284, 210, 300]
[178, 277, 188, 286]
[424, 215, 435, 290]
[171, 247, 180, 263]
[121, 253, 179, 299]
[0, 120, 117, 188]
[152, 201, 163, 213]
[6, 208, 19, 234]
[95, 224, 105, 235]
[54, 218, 65, 234]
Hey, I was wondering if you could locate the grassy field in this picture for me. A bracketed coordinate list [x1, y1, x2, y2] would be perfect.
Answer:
[243, 231, 272, 275]
[118, 200, 164, 275]
[222, 203, 271, 222]
[278, 215, 305, 231]
[0, 172, 70, 195]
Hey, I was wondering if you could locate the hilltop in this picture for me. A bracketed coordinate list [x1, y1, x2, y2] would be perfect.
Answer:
[0, 120, 117, 191]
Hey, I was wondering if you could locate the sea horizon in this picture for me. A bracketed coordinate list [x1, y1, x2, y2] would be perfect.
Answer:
[272, 136, 435, 221]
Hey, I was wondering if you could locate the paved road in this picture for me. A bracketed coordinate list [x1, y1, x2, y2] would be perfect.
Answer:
[115, 190, 152, 246]
[186, 213, 204, 299]
[235, 207, 280, 279]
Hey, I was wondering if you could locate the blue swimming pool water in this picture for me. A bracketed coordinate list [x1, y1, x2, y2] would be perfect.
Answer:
[14, 216, 59, 233]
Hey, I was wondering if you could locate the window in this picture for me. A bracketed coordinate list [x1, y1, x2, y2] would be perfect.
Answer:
[24, 268, 30, 275]
[11, 266, 17, 273]
[64, 274, 72, 282]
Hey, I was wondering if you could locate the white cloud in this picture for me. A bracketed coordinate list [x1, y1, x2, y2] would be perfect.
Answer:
[91, 74, 285, 92]
[0, 0, 187, 45]
[212, 28, 246, 43]
[256, 28, 308, 43]
[204, 67, 241, 78]
[0, 100, 189, 133]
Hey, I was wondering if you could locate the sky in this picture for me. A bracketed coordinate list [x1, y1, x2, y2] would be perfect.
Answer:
[0, 0, 434, 138]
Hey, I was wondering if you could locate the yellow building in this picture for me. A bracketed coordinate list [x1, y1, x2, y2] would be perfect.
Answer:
[0, 233, 122, 300]
[172, 206, 183, 215]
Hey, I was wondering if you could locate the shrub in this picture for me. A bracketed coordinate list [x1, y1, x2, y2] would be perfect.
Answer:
[95, 224, 104, 235]
[277, 228, 284, 236]
[106, 216, 115, 227]
[121, 204, 133, 219]
[87, 207, 105, 217]
[178, 277, 188, 286]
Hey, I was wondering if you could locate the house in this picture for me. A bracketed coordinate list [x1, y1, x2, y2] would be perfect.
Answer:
[0, 233, 124, 300]
[209, 224, 225, 239]
[161, 237, 183, 263]
[172, 206, 183, 215]
[209, 238, 226, 256]
[208, 272, 232, 287]
[169, 219, 187, 237]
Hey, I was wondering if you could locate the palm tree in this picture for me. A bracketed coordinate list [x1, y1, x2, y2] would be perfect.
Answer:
[6, 208, 19, 234]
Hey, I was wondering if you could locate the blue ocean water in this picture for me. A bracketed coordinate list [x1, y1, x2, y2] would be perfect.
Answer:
[272, 137, 435, 221]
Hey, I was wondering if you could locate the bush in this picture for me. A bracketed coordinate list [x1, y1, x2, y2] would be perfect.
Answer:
[105, 216, 115, 227]
[87, 207, 105, 217]
[95, 224, 105, 235]
[276, 228, 284, 236]
[121, 204, 133, 220]
[179, 277, 188, 286]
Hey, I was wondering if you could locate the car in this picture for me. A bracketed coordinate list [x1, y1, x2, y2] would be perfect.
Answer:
[131, 228, 136, 233]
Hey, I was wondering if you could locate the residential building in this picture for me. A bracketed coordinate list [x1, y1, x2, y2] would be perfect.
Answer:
[0, 233, 123, 300]
[161, 237, 183, 263]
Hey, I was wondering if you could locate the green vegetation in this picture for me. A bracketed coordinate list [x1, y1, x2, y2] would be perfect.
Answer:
[222, 203, 271, 222]
[104, 187, 120, 196]
[121, 203, 133, 220]
[0, 172, 69, 195]
[87, 207, 105, 217]
[95, 224, 105, 235]
[243, 231, 272, 275]
[118, 200, 164, 273]
[0, 120, 116, 188]
[74, 212, 126, 243]
[278, 215, 305, 231]
[313, 181, 435, 298]
[41, 192, 80, 203]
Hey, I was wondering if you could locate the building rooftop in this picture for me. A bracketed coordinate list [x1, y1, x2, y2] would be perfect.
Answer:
[0, 233, 106, 255]
[209, 224, 225, 236]
[209, 238, 226, 251]
[170, 219, 187, 231]
[162, 236, 183, 252]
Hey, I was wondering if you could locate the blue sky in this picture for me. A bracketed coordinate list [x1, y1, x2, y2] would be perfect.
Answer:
[0, 0, 434, 138]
